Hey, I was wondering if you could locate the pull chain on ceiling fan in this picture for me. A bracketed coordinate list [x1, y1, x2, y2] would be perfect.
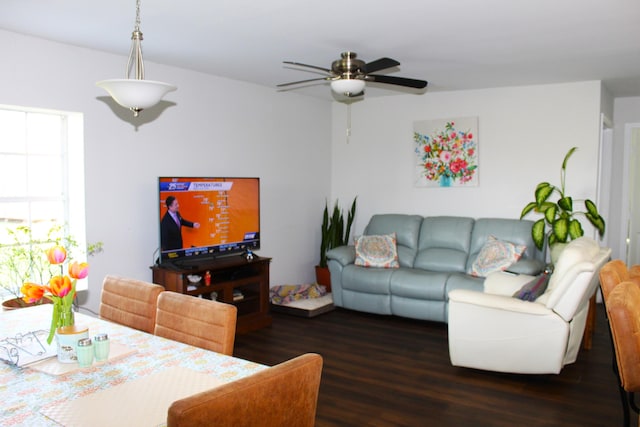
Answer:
[277, 52, 428, 98]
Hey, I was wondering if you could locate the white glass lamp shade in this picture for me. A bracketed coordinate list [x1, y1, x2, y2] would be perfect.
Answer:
[330, 79, 365, 96]
[96, 79, 177, 111]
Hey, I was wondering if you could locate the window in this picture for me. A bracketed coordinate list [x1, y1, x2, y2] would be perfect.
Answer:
[0, 105, 85, 300]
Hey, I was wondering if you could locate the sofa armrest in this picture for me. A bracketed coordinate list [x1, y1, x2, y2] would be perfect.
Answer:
[326, 245, 356, 266]
[506, 258, 545, 275]
[448, 289, 553, 316]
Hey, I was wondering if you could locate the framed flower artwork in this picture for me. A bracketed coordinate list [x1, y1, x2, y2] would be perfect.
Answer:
[413, 117, 479, 187]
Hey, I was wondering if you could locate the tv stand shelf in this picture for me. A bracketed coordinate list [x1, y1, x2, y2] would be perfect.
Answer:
[151, 255, 272, 334]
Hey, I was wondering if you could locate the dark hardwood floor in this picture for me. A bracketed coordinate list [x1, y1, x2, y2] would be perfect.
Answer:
[233, 304, 623, 427]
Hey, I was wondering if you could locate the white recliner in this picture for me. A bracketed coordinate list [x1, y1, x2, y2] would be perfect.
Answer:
[447, 237, 611, 374]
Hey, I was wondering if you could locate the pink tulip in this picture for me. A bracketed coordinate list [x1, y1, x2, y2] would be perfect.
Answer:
[46, 246, 67, 264]
[69, 261, 89, 279]
[49, 275, 73, 298]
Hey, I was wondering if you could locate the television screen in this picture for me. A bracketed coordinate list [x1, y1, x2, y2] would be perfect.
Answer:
[158, 177, 260, 267]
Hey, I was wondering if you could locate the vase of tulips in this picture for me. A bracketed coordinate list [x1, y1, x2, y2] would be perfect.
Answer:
[21, 245, 89, 362]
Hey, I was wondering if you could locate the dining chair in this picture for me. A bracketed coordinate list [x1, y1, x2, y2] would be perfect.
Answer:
[99, 275, 165, 334]
[605, 280, 640, 427]
[600, 259, 640, 300]
[154, 291, 237, 356]
[167, 353, 323, 427]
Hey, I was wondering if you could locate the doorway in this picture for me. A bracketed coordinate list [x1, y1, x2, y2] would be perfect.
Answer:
[626, 126, 640, 265]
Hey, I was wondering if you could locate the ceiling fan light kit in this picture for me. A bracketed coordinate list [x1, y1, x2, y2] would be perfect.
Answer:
[330, 79, 366, 96]
[96, 0, 176, 117]
[278, 51, 427, 100]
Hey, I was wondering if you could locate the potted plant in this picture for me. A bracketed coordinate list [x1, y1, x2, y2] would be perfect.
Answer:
[520, 146, 605, 261]
[0, 224, 102, 309]
[316, 197, 357, 290]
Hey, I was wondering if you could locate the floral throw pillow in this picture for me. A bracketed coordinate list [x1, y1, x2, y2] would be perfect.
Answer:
[468, 235, 526, 277]
[354, 233, 400, 268]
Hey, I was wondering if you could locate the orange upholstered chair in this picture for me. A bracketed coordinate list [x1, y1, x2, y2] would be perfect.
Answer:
[599, 260, 640, 300]
[605, 281, 640, 427]
[167, 353, 323, 427]
[99, 275, 165, 334]
[155, 291, 237, 356]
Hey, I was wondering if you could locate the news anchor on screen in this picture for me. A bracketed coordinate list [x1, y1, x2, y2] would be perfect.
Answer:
[161, 196, 200, 250]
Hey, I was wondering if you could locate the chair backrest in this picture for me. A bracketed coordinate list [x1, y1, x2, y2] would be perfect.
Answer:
[99, 275, 165, 334]
[605, 281, 640, 391]
[167, 353, 323, 427]
[155, 292, 237, 356]
[599, 259, 640, 300]
[538, 237, 611, 321]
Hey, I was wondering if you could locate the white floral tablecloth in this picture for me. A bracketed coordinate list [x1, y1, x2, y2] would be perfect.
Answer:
[0, 304, 266, 426]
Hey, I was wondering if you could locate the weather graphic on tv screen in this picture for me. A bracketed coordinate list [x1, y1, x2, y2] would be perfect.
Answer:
[158, 177, 260, 262]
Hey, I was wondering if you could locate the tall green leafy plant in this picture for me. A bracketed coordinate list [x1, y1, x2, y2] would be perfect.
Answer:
[520, 147, 605, 251]
[319, 197, 357, 268]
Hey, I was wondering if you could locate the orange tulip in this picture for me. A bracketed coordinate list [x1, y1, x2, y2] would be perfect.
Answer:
[21, 282, 46, 303]
[68, 261, 89, 279]
[49, 275, 73, 298]
[46, 245, 67, 264]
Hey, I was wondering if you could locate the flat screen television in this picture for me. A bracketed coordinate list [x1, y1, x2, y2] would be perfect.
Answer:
[158, 177, 260, 268]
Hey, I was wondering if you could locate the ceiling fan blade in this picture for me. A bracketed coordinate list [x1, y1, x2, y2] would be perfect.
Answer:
[367, 74, 428, 89]
[277, 77, 329, 88]
[283, 61, 331, 73]
[365, 57, 400, 73]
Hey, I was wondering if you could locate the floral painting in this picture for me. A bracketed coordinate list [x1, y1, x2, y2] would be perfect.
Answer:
[413, 117, 478, 187]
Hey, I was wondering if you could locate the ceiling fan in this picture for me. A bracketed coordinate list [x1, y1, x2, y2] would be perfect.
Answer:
[277, 51, 428, 98]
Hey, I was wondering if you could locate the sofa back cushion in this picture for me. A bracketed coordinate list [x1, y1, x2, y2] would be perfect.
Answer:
[414, 216, 474, 272]
[364, 214, 423, 268]
[466, 218, 539, 273]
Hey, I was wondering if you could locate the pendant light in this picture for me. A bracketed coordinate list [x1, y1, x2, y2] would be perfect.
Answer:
[96, 0, 176, 117]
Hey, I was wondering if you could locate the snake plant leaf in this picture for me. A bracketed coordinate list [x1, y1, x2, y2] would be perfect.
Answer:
[568, 219, 584, 240]
[532, 219, 546, 250]
[534, 183, 554, 205]
[553, 217, 570, 243]
[557, 196, 573, 212]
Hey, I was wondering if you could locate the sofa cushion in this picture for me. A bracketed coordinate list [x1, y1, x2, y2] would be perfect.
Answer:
[342, 264, 395, 295]
[414, 216, 474, 273]
[466, 218, 538, 273]
[468, 235, 526, 277]
[354, 233, 399, 268]
[364, 214, 423, 267]
[390, 269, 450, 300]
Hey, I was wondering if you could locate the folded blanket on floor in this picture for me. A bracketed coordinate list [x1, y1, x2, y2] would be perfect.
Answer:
[269, 283, 327, 305]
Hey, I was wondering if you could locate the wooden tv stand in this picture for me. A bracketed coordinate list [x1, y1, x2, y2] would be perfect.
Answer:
[151, 255, 272, 334]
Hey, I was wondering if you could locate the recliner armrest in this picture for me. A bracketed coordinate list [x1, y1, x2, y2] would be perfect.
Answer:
[326, 245, 356, 266]
[448, 289, 553, 316]
[483, 271, 536, 297]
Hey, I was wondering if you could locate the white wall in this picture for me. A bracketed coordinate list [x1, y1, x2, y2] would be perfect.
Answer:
[0, 30, 332, 313]
[331, 81, 605, 241]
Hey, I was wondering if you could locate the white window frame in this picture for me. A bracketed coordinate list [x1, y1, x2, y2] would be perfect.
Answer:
[0, 104, 86, 299]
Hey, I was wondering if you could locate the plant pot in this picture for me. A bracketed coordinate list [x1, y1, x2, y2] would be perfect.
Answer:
[315, 265, 331, 292]
[2, 296, 53, 311]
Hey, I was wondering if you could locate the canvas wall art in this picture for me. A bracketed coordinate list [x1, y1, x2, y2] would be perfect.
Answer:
[413, 117, 478, 187]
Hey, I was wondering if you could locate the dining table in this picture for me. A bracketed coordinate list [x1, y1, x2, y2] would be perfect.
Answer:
[0, 304, 267, 427]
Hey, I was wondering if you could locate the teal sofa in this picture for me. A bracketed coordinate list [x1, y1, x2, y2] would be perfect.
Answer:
[326, 214, 544, 323]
